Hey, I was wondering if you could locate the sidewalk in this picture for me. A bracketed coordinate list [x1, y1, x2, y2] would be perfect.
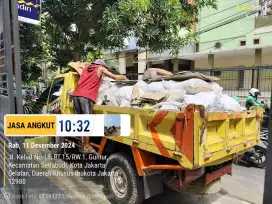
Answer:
[24, 148, 265, 204]
[0, 188, 11, 204]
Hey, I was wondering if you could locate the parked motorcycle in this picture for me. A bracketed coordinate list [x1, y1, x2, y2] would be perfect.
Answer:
[240, 101, 269, 168]
[241, 127, 268, 168]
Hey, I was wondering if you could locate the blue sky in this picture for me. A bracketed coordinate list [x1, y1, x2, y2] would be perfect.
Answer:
[104, 115, 121, 127]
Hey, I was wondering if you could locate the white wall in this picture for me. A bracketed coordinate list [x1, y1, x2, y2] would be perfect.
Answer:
[118, 53, 126, 74]
[262, 53, 272, 65]
[148, 44, 196, 59]
[138, 51, 147, 79]
[195, 54, 256, 69]
[195, 52, 272, 69]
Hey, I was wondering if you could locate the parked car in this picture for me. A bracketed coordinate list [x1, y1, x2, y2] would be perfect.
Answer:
[22, 86, 34, 98]
[26, 87, 34, 96]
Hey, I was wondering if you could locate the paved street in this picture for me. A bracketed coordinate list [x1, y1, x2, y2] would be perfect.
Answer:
[0, 191, 5, 204]
[145, 164, 265, 204]
[22, 149, 265, 204]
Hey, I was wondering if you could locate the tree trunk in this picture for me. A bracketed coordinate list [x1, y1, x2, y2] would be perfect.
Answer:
[73, 42, 81, 61]
[73, 24, 84, 61]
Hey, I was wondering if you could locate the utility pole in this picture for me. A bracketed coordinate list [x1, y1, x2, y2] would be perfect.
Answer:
[11, 0, 23, 114]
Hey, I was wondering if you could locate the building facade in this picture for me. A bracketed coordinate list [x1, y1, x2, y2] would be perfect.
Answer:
[189, 0, 272, 99]
[106, 37, 196, 79]
[194, 0, 272, 68]
[107, 0, 272, 86]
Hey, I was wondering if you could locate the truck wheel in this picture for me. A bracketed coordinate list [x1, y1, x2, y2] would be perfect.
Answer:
[50, 136, 64, 156]
[104, 153, 144, 204]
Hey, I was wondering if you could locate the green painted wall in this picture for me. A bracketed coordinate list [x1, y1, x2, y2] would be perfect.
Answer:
[198, 0, 272, 51]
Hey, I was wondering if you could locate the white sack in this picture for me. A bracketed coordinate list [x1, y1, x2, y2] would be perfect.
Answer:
[173, 79, 212, 95]
[96, 93, 105, 104]
[96, 85, 119, 106]
[209, 82, 223, 96]
[182, 92, 217, 109]
[96, 78, 113, 104]
[162, 80, 180, 90]
[100, 78, 112, 90]
[116, 86, 134, 104]
[104, 85, 119, 106]
[213, 94, 242, 112]
[120, 100, 131, 107]
[145, 82, 166, 92]
[132, 80, 148, 100]
[163, 89, 186, 103]
[209, 82, 221, 91]
[148, 102, 183, 110]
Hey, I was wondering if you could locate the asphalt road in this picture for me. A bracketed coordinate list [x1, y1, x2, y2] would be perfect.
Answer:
[22, 149, 265, 204]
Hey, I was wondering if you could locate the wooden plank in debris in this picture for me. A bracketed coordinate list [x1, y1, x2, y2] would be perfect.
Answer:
[111, 80, 138, 86]
[148, 71, 219, 82]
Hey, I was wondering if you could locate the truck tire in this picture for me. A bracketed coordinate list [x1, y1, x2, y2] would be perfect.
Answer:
[248, 145, 267, 168]
[104, 153, 144, 204]
[50, 136, 64, 156]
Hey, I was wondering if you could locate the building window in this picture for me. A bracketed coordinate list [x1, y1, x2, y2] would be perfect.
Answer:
[240, 41, 246, 46]
[196, 43, 199, 52]
[254, 39, 260, 45]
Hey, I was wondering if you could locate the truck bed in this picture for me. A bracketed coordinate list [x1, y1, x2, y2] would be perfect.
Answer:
[93, 104, 263, 169]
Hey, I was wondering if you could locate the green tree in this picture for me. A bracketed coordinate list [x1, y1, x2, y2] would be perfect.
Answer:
[20, 23, 44, 83]
[42, 0, 117, 65]
[86, 52, 119, 74]
[42, 0, 216, 68]
[102, 0, 217, 55]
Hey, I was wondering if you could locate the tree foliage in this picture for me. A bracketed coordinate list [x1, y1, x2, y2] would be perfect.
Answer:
[42, 0, 116, 65]
[87, 52, 120, 74]
[41, 0, 216, 67]
[19, 23, 44, 83]
[102, 0, 217, 55]
[20, 0, 217, 79]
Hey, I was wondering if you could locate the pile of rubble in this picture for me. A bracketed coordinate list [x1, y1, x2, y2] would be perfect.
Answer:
[96, 70, 244, 112]
[104, 126, 121, 136]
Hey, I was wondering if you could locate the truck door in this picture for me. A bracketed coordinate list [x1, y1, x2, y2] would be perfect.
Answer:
[47, 76, 65, 114]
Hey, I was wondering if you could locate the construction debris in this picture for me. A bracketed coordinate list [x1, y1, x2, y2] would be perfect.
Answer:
[92, 71, 243, 112]
[104, 126, 121, 136]
[148, 71, 219, 82]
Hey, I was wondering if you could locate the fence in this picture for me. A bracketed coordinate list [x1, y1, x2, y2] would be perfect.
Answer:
[196, 66, 272, 106]
[126, 66, 272, 106]
[126, 72, 144, 80]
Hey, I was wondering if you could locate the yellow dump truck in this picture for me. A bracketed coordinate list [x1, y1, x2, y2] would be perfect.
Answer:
[46, 71, 263, 204]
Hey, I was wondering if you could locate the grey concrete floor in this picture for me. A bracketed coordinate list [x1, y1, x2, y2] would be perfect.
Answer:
[22, 149, 265, 204]
[0, 193, 5, 204]
[145, 164, 265, 204]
